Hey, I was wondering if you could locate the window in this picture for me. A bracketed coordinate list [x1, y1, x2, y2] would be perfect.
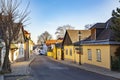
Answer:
[88, 49, 92, 60]
[19, 44, 24, 55]
[16, 52, 17, 56]
[58, 51, 60, 56]
[70, 49, 72, 56]
[96, 49, 101, 62]
[66, 49, 68, 55]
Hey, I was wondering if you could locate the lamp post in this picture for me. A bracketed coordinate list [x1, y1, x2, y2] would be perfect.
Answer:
[78, 31, 81, 65]
[55, 42, 58, 60]
[61, 47, 64, 60]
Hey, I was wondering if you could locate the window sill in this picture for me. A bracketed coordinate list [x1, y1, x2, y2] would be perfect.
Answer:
[88, 59, 92, 60]
[97, 60, 101, 62]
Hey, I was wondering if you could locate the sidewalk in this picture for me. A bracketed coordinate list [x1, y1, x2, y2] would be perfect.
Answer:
[48, 57, 120, 79]
[4, 53, 37, 80]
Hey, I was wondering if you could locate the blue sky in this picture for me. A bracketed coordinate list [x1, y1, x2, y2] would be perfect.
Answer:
[22, 0, 119, 44]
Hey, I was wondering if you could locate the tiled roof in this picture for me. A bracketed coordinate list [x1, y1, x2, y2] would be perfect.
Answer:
[55, 43, 63, 48]
[46, 40, 63, 45]
[67, 30, 91, 43]
[94, 18, 115, 41]
[96, 29, 115, 41]
[82, 17, 120, 45]
[24, 30, 30, 34]
[90, 23, 105, 29]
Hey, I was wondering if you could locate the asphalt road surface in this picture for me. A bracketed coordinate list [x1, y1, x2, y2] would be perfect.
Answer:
[30, 56, 118, 80]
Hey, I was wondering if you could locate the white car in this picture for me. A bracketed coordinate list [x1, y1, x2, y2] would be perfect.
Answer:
[39, 49, 44, 55]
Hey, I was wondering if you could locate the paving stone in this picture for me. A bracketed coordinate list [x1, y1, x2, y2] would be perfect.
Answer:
[4, 53, 37, 80]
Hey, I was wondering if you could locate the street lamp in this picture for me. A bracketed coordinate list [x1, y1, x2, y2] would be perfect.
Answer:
[61, 47, 64, 60]
[78, 31, 81, 65]
[55, 42, 58, 60]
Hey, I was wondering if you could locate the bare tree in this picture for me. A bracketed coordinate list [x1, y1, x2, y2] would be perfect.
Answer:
[37, 31, 52, 45]
[84, 24, 94, 30]
[0, 0, 30, 73]
[55, 24, 74, 39]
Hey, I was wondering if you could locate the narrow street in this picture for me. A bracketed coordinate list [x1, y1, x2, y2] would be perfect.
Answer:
[30, 56, 117, 80]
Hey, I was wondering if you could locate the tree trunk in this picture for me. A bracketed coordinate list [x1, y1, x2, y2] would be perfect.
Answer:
[1, 45, 11, 73]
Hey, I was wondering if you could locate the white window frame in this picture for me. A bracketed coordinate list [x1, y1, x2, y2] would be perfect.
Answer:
[70, 48, 72, 56]
[88, 49, 92, 60]
[96, 49, 101, 62]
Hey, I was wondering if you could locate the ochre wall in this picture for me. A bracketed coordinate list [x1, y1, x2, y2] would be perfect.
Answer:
[53, 45, 57, 59]
[47, 51, 53, 57]
[64, 45, 75, 62]
[57, 48, 62, 60]
[54, 44, 119, 70]
[83, 45, 111, 69]
[64, 45, 83, 64]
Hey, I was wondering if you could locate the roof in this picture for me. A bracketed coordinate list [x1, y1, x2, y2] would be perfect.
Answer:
[10, 44, 18, 49]
[55, 43, 63, 48]
[66, 30, 91, 43]
[82, 17, 119, 45]
[82, 40, 120, 45]
[24, 30, 30, 34]
[24, 30, 31, 40]
[92, 18, 115, 41]
[46, 40, 63, 46]
[90, 23, 105, 29]
[96, 28, 115, 41]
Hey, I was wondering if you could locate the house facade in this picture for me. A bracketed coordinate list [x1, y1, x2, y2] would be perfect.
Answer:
[24, 30, 34, 60]
[62, 30, 91, 63]
[9, 24, 25, 62]
[45, 18, 120, 71]
[46, 40, 63, 59]
[82, 44, 119, 69]
[46, 40, 57, 57]
[56, 43, 63, 60]
[82, 19, 120, 70]
[0, 24, 25, 66]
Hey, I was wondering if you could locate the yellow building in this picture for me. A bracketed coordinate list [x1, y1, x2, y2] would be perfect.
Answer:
[62, 30, 91, 63]
[56, 43, 64, 60]
[46, 40, 57, 57]
[24, 30, 34, 60]
[82, 44, 119, 69]
[56, 48, 62, 60]
[46, 40, 62, 59]
[62, 19, 120, 71]
[82, 22, 120, 70]
[9, 24, 25, 62]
